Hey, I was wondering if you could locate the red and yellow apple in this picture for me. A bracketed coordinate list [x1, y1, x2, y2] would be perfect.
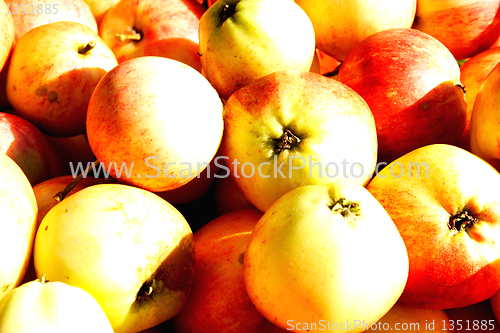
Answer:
[0, 0, 14, 72]
[367, 144, 500, 309]
[99, 0, 206, 72]
[6, 21, 118, 137]
[82, 0, 120, 24]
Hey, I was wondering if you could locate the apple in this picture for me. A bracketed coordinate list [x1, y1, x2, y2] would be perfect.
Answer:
[412, 0, 500, 60]
[99, 0, 206, 72]
[0, 278, 113, 332]
[6, 21, 118, 137]
[367, 143, 500, 309]
[316, 49, 341, 77]
[33, 183, 196, 333]
[214, 172, 256, 216]
[198, 0, 316, 100]
[0, 111, 64, 185]
[337, 28, 467, 164]
[294, 0, 416, 61]
[366, 302, 451, 332]
[0, 0, 14, 71]
[82, 0, 120, 24]
[0, 152, 37, 301]
[243, 182, 409, 332]
[219, 70, 378, 212]
[469, 61, 500, 170]
[172, 209, 289, 333]
[86, 56, 224, 193]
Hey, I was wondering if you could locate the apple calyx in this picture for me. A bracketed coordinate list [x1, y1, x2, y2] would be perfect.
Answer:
[115, 28, 143, 43]
[448, 210, 478, 232]
[329, 197, 361, 218]
[137, 278, 156, 299]
[78, 40, 96, 55]
[219, 4, 237, 25]
[274, 129, 301, 153]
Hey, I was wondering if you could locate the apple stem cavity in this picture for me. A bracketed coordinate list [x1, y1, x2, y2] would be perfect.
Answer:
[78, 40, 96, 55]
[448, 210, 478, 232]
[329, 198, 361, 218]
[138, 278, 156, 299]
[219, 4, 237, 24]
[53, 160, 100, 202]
[274, 129, 301, 153]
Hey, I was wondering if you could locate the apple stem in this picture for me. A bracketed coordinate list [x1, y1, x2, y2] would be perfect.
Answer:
[448, 210, 477, 232]
[78, 40, 96, 55]
[329, 198, 361, 218]
[115, 31, 142, 42]
[53, 160, 100, 202]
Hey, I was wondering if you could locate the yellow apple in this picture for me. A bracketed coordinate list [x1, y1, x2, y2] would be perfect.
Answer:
[0, 0, 14, 72]
[6, 21, 117, 137]
[244, 182, 409, 332]
[294, 0, 416, 61]
[82, 0, 120, 24]
[33, 183, 196, 333]
[469, 61, 500, 170]
[0, 152, 37, 301]
[0, 278, 113, 332]
[198, 0, 316, 100]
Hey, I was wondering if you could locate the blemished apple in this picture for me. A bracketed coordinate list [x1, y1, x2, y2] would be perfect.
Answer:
[0, 0, 98, 107]
[198, 0, 316, 100]
[294, 0, 416, 61]
[456, 47, 500, 151]
[366, 302, 451, 332]
[172, 209, 288, 333]
[33, 183, 196, 333]
[6, 21, 118, 137]
[469, 61, 500, 171]
[412, 0, 500, 60]
[367, 144, 500, 309]
[99, 0, 206, 72]
[244, 182, 409, 332]
[0, 278, 113, 332]
[86, 56, 224, 193]
[219, 70, 377, 212]
[337, 28, 467, 163]
[0, 152, 38, 301]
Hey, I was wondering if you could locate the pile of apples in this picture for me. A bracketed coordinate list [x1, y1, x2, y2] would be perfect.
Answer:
[3, 0, 500, 332]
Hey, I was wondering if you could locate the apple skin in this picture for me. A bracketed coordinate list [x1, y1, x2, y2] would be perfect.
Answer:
[456, 47, 500, 151]
[219, 70, 378, 212]
[0, 152, 38, 301]
[0, 112, 63, 185]
[172, 209, 288, 333]
[0, 279, 114, 332]
[366, 302, 451, 332]
[244, 182, 409, 332]
[448, 299, 500, 332]
[99, 0, 206, 72]
[294, 0, 416, 61]
[198, 0, 316, 100]
[33, 183, 196, 333]
[469, 61, 500, 171]
[86, 56, 224, 193]
[412, 0, 500, 60]
[6, 21, 118, 137]
[337, 28, 467, 164]
[367, 144, 500, 309]
[82, 0, 120, 24]
[214, 172, 256, 216]
[0, 0, 14, 71]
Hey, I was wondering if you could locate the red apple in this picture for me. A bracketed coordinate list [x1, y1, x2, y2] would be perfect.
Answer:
[367, 144, 500, 309]
[456, 47, 500, 152]
[171, 209, 288, 333]
[412, 0, 500, 60]
[99, 0, 205, 72]
[337, 28, 467, 163]
[0, 111, 62, 185]
[447, 299, 500, 332]
[214, 171, 256, 216]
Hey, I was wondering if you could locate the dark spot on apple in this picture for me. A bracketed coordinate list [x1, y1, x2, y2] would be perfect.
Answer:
[44, 225, 48, 231]
[35, 86, 47, 96]
[238, 252, 245, 265]
[12, 86, 16, 91]
[48, 91, 58, 103]
[1, 284, 10, 292]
